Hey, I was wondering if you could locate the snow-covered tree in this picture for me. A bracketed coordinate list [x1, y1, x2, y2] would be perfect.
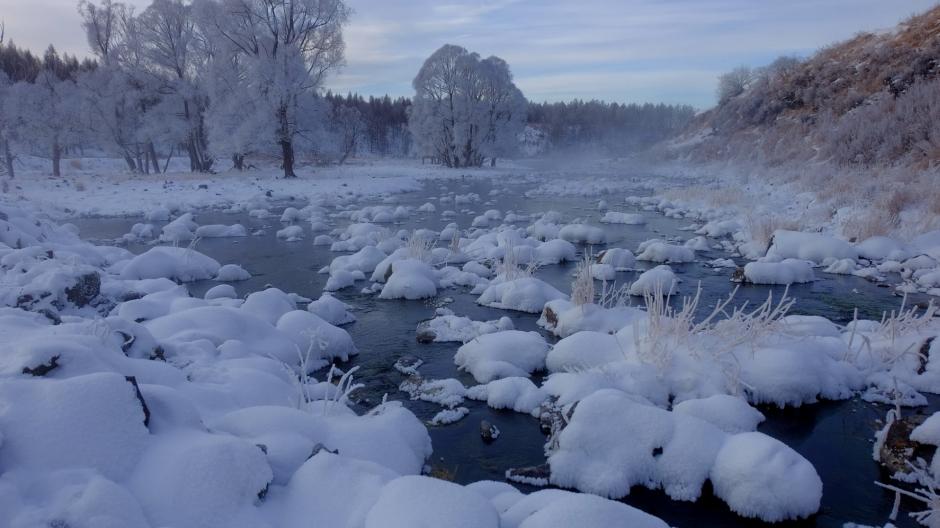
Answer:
[409, 44, 526, 168]
[477, 56, 526, 166]
[77, 0, 149, 172]
[195, 0, 350, 177]
[136, 0, 212, 171]
[716, 66, 754, 104]
[0, 71, 14, 178]
[6, 72, 82, 176]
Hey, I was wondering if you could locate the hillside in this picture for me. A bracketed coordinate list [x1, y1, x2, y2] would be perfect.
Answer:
[671, 5, 940, 169]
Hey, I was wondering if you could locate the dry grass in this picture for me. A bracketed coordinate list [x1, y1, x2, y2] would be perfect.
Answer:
[743, 213, 799, 250]
[571, 253, 596, 306]
[427, 463, 459, 482]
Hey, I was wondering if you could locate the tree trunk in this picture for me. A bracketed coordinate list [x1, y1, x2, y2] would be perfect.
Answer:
[278, 105, 296, 178]
[123, 152, 138, 172]
[52, 141, 61, 177]
[186, 141, 198, 172]
[149, 143, 160, 173]
[163, 146, 174, 174]
[2, 138, 13, 179]
[233, 153, 244, 171]
[281, 140, 296, 178]
[136, 146, 146, 175]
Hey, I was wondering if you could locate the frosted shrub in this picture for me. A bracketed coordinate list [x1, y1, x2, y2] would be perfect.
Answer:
[406, 232, 436, 261]
[495, 239, 537, 281]
[634, 284, 794, 387]
[743, 213, 797, 251]
[570, 253, 595, 306]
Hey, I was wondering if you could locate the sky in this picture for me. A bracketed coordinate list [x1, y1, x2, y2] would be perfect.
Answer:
[0, 0, 935, 108]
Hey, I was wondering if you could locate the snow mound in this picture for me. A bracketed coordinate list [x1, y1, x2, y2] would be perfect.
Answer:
[672, 394, 765, 434]
[119, 246, 221, 282]
[477, 277, 568, 313]
[628, 265, 678, 296]
[455, 330, 550, 383]
[505, 489, 669, 528]
[195, 223, 248, 238]
[379, 259, 439, 300]
[128, 430, 272, 528]
[636, 242, 694, 263]
[598, 248, 636, 269]
[601, 212, 646, 225]
[710, 432, 822, 522]
[743, 259, 814, 285]
[418, 314, 513, 343]
[307, 293, 356, 325]
[548, 390, 821, 521]
[768, 230, 857, 264]
[558, 224, 607, 244]
[216, 263, 251, 281]
[365, 475, 500, 528]
[0, 373, 149, 480]
[465, 376, 547, 416]
[540, 300, 645, 338]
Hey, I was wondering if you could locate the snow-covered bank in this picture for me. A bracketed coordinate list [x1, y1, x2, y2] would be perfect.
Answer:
[1, 158, 525, 219]
[520, 156, 940, 298]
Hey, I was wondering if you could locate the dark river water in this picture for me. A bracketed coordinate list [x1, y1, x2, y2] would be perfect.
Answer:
[71, 175, 935, 528]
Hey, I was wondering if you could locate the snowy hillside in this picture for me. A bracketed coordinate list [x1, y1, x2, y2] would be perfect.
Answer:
[670, 5, 940, 169]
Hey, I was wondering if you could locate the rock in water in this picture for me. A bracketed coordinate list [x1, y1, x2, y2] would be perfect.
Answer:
[415, 321, 437, 343]
[480, 420, 500, 443]
[879, 413, 932, 474]
[505, 464, 550, 487]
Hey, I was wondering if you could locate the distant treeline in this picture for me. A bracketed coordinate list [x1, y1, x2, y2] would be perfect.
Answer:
[324, 92, 412, 158]
[527, 100, 696, 153]
[0, 41, 96, 83]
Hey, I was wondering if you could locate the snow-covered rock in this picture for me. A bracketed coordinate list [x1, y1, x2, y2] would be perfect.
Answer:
[454, 331, 550, 383]
[636, 242, 694, 264]
[548, 390, 822, 522]
[768, 230, 857, 264]
[742, 259, 814, 285]
[307, 293, 356, 325]
[379, 259, 438, 300]
[600, 212, 646, 225]
[417, 314, 513, 343]
[216, 263, 251, 281]
[598, 248, 636, 270]
[477, 277, 567, 313]
[558, 224, 607, 244]
[628, 265, 678, 296]
[119, 246, 221, 282]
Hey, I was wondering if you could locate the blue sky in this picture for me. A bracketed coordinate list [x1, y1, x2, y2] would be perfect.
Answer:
[1, 0, 935, 107]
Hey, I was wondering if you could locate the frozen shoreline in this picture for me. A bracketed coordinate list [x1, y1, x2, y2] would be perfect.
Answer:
[1, 158, 527, 219]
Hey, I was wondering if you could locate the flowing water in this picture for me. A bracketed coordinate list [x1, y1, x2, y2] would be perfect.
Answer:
[73, 175, 935, 528]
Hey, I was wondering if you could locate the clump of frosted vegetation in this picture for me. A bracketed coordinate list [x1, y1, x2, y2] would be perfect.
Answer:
[570, 253, 596, 306]
[632, 284, 794, 380]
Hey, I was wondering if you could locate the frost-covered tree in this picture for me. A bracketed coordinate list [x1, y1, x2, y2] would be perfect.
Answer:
[6, 72, 82, 176]
[77, 0, 150, 172]
[136, 0, 212, 171]
[477, 56, 526, 166]
[0, 71, 14, 178]
[410, 44, 526, 168]
[716, 66, 754, 104]
[195, 0, 350, 177]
